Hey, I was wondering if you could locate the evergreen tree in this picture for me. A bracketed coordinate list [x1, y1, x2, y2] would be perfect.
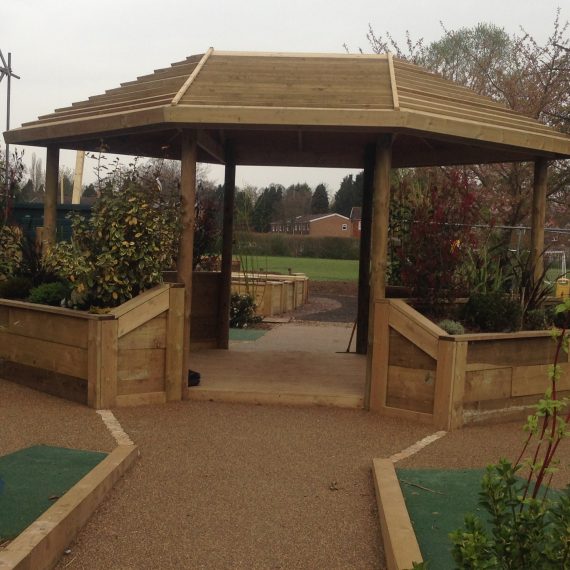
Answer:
[310, 183, 329, 214]
[252, 184, 283, 232]
[332, 173, 363, 217]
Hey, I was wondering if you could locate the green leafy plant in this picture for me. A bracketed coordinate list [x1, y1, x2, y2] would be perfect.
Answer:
[450, 299, 570, 569]
[230, 293, 261, 328]
[45, 175, 180, 308]
[0, 276, 33, 299]
[28, 281, 71, 306]
[0, 225, 23, 279]
[462, 292, 522, 332]
[507, 249, 556, 327]
[437, 319, 465, 335]
[461, 243, 509, 295]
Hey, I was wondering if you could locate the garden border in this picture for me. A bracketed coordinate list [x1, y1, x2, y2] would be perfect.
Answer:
[0, 443, 138, 570]
[373, 458, 423, 570]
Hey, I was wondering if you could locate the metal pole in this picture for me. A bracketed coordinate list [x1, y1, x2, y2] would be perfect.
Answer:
[5, 53, 11, 210]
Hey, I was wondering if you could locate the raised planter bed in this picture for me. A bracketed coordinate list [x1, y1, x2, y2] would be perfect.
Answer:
[0, 283, 184, 408]
[369, 299, 570, 429]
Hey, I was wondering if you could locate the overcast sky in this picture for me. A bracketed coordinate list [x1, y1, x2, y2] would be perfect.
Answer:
[1, 0, 566, 194]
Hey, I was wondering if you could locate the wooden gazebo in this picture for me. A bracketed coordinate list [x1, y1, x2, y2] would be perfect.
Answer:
[5, 49, 570, 409]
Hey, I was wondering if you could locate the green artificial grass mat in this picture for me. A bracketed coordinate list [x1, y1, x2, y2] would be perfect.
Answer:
[229, 328, 267, 341]
[0, 445, 107, 540]
[397, 468, 487, 570]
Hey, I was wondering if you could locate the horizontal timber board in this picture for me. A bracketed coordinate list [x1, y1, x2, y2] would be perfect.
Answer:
[115, 391, 167, 406]
[464, 368, 512, 403]
[0, 331, 87, 378]
[117, 348, 165, 384]
[511, 363, 570, 397]
[467, 337, 557, 367]
[0, 360, 87, 405]
[1, 307, 89, 348]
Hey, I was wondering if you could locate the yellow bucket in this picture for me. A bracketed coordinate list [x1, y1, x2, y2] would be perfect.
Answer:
[556, 278, 570, 299]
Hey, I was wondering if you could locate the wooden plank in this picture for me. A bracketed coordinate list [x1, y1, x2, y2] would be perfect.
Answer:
[432, 338, 456, 430]
[368, 301, 390, 411]
[387, 53, 400, 111]
[115, 392, 167, 407]
[467, 337, 556, 367]
[117, 348, 165, 383]
[0, 298, 112, 320]
[0, 445, 137, 570]
[388, 308, 439, 360]
[4, 307, 89, 348]
[0, 361, 87, 405]
[386, 365, 435, 413]
[110, 284, 169, 318]
[115, 293, 169, 338]
[118, 314, 167, 350]
[165, 286, 184, 401]
[87, 320, 101, 407]
[389, 328, 437, 370]
[372, 458, 424, 569]
[465, 368, 512, 403]
[99, 320, 118, 408]
[0, 331, 87, 379]
[512, 363, 570, 397]
[172, 47, 214, 105]
[450, 341, 468, 429]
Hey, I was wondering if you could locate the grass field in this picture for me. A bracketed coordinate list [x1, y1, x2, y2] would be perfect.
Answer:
[239, 255, 359, 282]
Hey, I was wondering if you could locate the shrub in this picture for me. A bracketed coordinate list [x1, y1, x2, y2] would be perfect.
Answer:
[28, 281, 70, 306]
[450, 299, 570, 568]
[395, 169, 480, 306]
[524, 307, 554, 331]
[0, 225, 23, 279]
[0, 276, 32, 299]
[230, 293, 261, 328]
[463, 292, 522, 332]
[437, 319, 465, 335]
[46, 176, 180, 308]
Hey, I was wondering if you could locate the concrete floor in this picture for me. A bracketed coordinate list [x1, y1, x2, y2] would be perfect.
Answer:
[188, 323, 366, 408]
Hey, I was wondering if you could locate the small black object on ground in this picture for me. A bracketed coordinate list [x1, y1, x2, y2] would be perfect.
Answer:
[187, 370, 201, 387]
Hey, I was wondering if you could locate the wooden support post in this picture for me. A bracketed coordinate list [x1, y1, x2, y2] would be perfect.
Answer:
[72, 150, 85, 204]
[356, 143, 375, 355]
[218, 142, 234, 349]
[365, 136, 393, 410]
[176, 131, 198, 398]
[44, 146, 60, 249]
[165, 285, 185, 401]
[530, 158, 548, 284]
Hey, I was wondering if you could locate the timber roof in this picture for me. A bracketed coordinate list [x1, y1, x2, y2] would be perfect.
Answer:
[5, 49, 570, 167]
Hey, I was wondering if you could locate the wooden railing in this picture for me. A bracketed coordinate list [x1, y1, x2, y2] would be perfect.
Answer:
[369, 299, 569, 430]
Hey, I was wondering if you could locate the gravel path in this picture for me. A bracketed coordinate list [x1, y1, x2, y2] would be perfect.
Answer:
[55, 401, 432, 570]
[0, 379, 115, 457]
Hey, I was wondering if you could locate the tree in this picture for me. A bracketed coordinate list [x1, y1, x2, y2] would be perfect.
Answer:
[311, 183, 329, 214]
[234, 185, 258, 231]
[277, 183, 312, 222]
[29, 152, 44, 194]
[332, 173, 363, 217]
[252, 184, 283, 232]
[366, 14, 570, 240]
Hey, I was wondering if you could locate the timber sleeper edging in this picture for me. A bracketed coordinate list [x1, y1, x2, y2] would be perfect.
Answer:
[0, 444, 138, 570]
